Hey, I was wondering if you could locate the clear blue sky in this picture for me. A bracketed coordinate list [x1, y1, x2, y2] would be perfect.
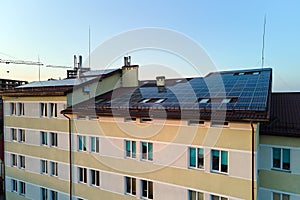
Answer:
[0, 0, 299, 91]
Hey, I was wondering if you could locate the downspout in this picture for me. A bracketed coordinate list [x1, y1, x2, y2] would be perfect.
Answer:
[250, 121, 255, 200]
[63, 114, 72, 200]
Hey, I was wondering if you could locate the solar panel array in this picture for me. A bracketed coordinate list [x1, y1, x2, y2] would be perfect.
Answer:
[105, 68, 272, 112]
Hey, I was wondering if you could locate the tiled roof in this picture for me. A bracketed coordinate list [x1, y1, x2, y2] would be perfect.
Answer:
[63, 68, 272, 121]
[260, 93, 300, 137]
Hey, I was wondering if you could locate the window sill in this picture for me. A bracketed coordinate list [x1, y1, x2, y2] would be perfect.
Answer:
[211, 170, 228, 175]
[188, 166, 205, 171]
[271, 168, 291, 173]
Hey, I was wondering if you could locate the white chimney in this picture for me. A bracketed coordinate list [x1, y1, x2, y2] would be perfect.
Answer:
[122, 56, 139, 87]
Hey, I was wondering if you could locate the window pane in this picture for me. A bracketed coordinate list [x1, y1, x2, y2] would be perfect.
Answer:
[211, 195, 219, 200]
[148, 143, 153, 161]
[273, 148, 281, 168]
[132, 178, 136, 195]
[198, 192, 204, 200]
[189, 148, 196, 167]
[126, 141, 131, 157]
[126, 177, 131, 193]
[273, 193, 280, 200]
[212, 150, 220, 171]
[221, 151, 228, 173]
[148, 181, 153, 199]
[132, 141, 136, 158]
[142, 142, 147, 159]
[96, 138, 100, 152]
[189, 190, 196, 200]
[282, 194, 290, 200]
[283, 149, 290, 170]
[141, 180, 147, 197]
[91, 137, 95, 152]
[79, 136, 82, 150]
[198, 148, 204, 168]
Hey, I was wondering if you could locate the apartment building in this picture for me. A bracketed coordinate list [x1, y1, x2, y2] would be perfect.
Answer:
[1, 69, 122, 200]
[61, 63, 272, 200]
[259, 93, 300, 200]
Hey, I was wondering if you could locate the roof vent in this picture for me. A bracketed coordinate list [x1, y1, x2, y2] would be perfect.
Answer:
[156, 76, 165, 87]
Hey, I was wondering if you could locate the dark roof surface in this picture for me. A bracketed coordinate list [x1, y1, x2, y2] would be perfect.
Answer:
[63, 68, 272, 121]
[260, 93, 300, 137]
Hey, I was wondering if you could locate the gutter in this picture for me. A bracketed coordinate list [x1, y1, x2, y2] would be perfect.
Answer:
[63, 114, 72, 200]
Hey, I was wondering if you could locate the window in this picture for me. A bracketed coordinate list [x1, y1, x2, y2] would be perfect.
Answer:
[41, 160, 48, 174]
[40, 103, 47, 117]
[50, 132, 58, 147]
[78, 167, 87, 183]
[189, 147, 204, 169]
[19, 155, 25, 169]
[50, 161, 58, 176]
[198, 98, 210, 103]
[125, 140, 136, 158]
[273, 148, 290, 171]
[212, 150, 228, 173]
[78, 135, 87, 151]
[141, 180, 153, 199]
[188, 120, 205, 126]
[11, 179, 17, 192]
[125, 176, 136, 196]
[90, 137, 100, 153]
[141, 142, 153, 161]
[273, 192, 290, 200]
[11, 128, 17, 141]
[17, 102, 25, 116]
[10, 102, 16, 115]
[11, 154, 17, 167]
[41, 187, 48, 200]
[211, 121, 229, 128]
[211, 195, 228, 200]
[188, 190, 203, 200]
[19, 181, 26, 195]
[18, 129, 25, 142]
[49, 103, 57, 118]
[50, 190, 58, 200]
[41, 131, 48, 145]
[90, 169, 100, 187]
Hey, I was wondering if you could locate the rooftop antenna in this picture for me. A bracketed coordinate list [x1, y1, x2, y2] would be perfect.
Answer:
[89, 26, 91, 69]
[261, 15, 267, 68]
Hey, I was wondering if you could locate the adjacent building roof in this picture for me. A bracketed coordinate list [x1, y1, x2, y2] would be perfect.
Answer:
[260, 92, 300, 137]
[0, 69, 120, 96]
[62, 68, 272, 121]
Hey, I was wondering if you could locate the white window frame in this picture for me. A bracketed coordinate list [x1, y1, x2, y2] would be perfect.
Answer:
[50, 161, 58, 176]
[211, 149, 228, 174]
[19, 181, 26, 196]
[141, 142, 153, 161]
[40, 103, 47, 117]
[50, 132, 58, 147]
[19, 155, 25, 169]
[125, 176, 136, 196]
[78, 135, 87, 151]
[188, 147, 204, 170]
[17, 102, 25, 116]
[272, 147, 291, 171]
[41, 160, 48, 174]
[11, 128, 17, 141]
[41, 131, 48, 146]
[188, 189, 204, 200]
[90, 137, 100, 153]
[50, 190, 58, 200]
[141, 179, 153, 199]
[125, 140, 136, 158]
[40, 187, 48, 200]
[10, 102, 16, 115]
[11, 179, 17, 193]
[18, 129, 25, 143]
[11, 154, 17, 167]
[49, 103, 58, 118]
[90, 169, 100, 187]
[273, 192, 290, 200]
[78, 167, 87, 184]
[210, 194, 228, 200]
